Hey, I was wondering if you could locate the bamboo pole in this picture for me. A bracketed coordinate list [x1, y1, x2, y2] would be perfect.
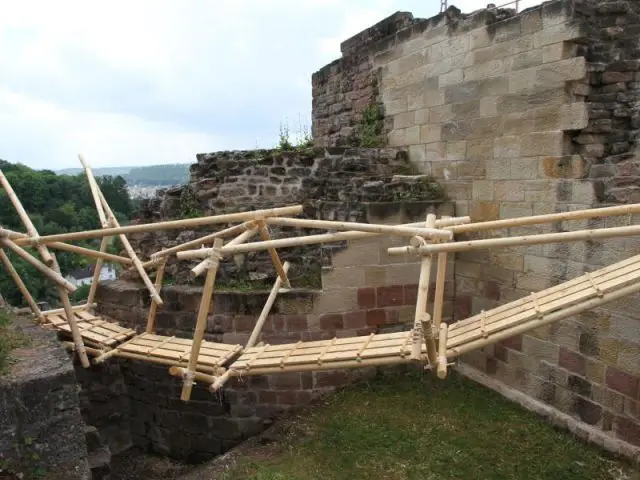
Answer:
[86, 237, 110, 307]
[89, 175, 163, 306]
[256, 221, 291, 288]
[169, 366, 222, 384]
[57, 276, 91, 367]
[412, 214, 437, 366]
[13, 205, 304, 246]
[387, 224, 640, 256]
[181, 238, 223, 401]
[144, 222, 255, 267]
[447, 278, 640, 358]
[437, 323, 449, 379]
[179, 216, 465, 259]
[432, 216, 450, 331]
[209, 370, 232, 391]
[0, 169, 54, 266]
[246, 261, 290, 348]
[0, 238, 77, 292]
[0, 248, 44, 322]
[190, 226, 259, 277]
[145, 258, 167, 333]
[62, 341, 103, 357]
[264, 217, 453, 240]
[41, 303, 96, 316]
[1, 229, 133, 265]
[442, 202, 640, 235]
[78, 154, 109, 227]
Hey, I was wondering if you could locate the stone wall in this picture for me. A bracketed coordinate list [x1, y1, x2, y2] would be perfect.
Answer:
[0, 316, 91, 479]
[129, 147, 445, 285]
[91, 200, 455, 461]
[312, 0, 640, 458]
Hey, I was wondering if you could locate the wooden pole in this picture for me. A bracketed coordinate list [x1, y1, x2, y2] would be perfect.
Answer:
[387, 224, 640, 256]
[180, 238, 223, 401]
[412, 214, 438, 366]
[145, 258, 167, 333]
[0, 169, 54, 266]
[78, 154, 109, 227]
[0, 238, 77, 292]
[144, 222, 256, 267]
[190, 226, 259, 277]
[264, 217, 453, 240]
[168, 366, 221, 385]
[86, 237, 110, 307]
[443, 203, 640, 235]
[42, 303, 96, 316]
[256, 221, 291, 288]
[1, 229, 133, 265]
[437, 323, 449, 379]
[180, 217, 465, 259]
[0, 248, 44, 322]
[246, 261, 290, 348]
[13, 205, 304, 246]
[432, 216, 450, 331]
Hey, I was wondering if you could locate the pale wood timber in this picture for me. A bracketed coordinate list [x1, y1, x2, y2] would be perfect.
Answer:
[62, 342, 103, 357]
[86, 237, 110, 307]
[0, 248, 44, 322]
[44, 310, 136, 348]
[0, 169, 54, 265]
[181, 238, 223, 401]
[58, 283, 91, 367]
[78, 154, 109, 227]
[145, 258, 167, 333]
[413, 214, 437, 366]
[437, 323, 448, 379]
[13, 205, 304, 246]
[246, 261, 291, 348]
[169, 366, 221, 385]
[144, 222, 255, 267]
[190, 225, 259, 277]
[387, 224, 640, 255]
[41, 303, 96, 316]
[264, 217, 453, 240]
[1, 229, 133, 265]
[432, 216, 450, 331]
[442, 203, 640, 235]
[81, 161, 164, 306]
[256, 221, 291, 288]
[209, 370, 232, 391]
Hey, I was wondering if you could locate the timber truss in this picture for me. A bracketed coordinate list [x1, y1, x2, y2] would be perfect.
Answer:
[1, 155, 640, 401]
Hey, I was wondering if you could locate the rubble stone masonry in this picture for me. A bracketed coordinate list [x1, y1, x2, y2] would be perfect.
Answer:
[313, 0, 640, 460]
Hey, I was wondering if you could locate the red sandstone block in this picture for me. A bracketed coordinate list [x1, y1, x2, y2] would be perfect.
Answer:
[270, 372, 302, 389]
[357, 287, 376, 309]
[366, 309, 386, 326]
[403, 284, 419, 305]
[302, 330, 334, 342]
[494, 344, 508, 362]
[454, 295, 472, 320]
[296, 391, 314, 404]
[258, 391, 278, 404]
[385, 309, 400, 325]
[606, 366, 640, 399]
[319, 313, 344, 330]
[285, 315, 308, 332]
[499, 334, 523, 351]
[356, 327, 375, 336]
[377, 285, 404, 307]
[615, 416, 640, 447]
[301, 372, 313, 390]
[233, 315, 255, 332]
[343, 311, 367, 329]
[276, 390, 299, 405]
[559, 347, 587, 376]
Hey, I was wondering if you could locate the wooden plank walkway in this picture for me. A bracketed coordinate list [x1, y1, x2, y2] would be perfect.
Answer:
[44, 310, 136, 349]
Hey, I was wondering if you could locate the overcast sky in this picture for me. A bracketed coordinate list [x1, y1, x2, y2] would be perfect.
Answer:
[1, 0, 540, 170]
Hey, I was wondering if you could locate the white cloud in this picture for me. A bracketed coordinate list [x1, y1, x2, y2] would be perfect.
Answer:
[0, 0, 546, 170]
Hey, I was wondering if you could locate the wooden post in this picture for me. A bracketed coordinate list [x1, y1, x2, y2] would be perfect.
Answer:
[86, 237, 110, 307]
[412, 214, 438, 366]
[145, 258, 167, 333]
[432, 216, 450, 331]
[0, 170, 89, 366]
[246, 261, 290, 348]
[387, 224, 640, 256]
[437, 323, 449, 379]
[0, 248, 44, 322]
[190, 226, 258, 277]
[13, 205, 304, 246]
[256, 221, 291, 288]
[180, 238, 223, 401]
[0, 169, 54, 265]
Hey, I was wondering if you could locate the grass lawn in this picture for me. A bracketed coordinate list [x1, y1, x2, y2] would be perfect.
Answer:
[221, 368, 639, 480]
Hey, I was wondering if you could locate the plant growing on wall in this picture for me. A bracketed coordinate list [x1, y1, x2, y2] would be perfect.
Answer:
[358, 103, 385, 147]
[179, 185, 201, 219]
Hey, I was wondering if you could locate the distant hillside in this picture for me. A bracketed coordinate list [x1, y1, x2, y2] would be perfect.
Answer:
[56, 163, 190, 187]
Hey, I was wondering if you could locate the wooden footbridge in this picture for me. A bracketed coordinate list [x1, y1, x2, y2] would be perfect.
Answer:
[2, 156, 640, 401]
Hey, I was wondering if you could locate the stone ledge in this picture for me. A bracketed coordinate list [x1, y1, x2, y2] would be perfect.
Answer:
[455, 362, 640, 467]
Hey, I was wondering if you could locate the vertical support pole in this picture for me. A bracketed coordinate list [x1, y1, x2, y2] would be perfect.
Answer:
[145, 258, 167, 334]
[256, 220, 291, 288]
[432, 216, 450, 331]
[0, 248, 44, 322]
[246, 261, 290, 348]
[0, 170, 89, 367]
[437, 323, 449, 379]
[86, 237, 110, 307]
[181, 237, 223, 401]
[411, 213, 438, 366]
